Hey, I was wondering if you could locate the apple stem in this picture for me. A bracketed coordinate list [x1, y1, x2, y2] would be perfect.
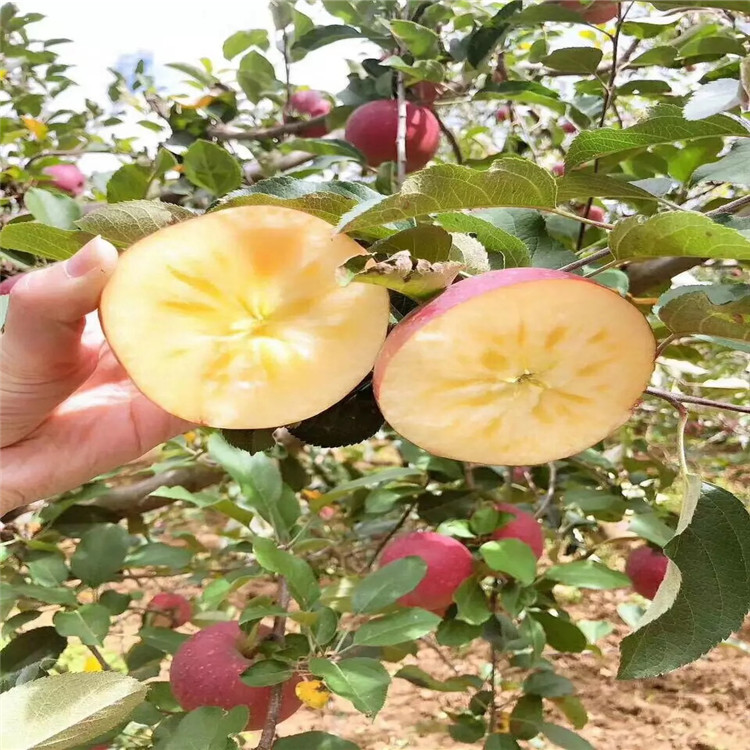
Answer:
[86, 644, 111, 671]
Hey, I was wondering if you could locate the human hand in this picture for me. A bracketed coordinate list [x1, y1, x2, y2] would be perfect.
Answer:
[0, 237, 191, 515]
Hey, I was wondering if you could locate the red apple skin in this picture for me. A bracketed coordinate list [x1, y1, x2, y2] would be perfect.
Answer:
[379, 531, 474, 613]
[170, 621, 302, 731]
[495, 105, 510, 123]
[561, 121, 577, 134]
[344, 100, 440, 172]
[375, 268, 620, 395]
[148, 592, 192, 627]
[626, 546, 668, 599]
[285, 90, 332, 138]
[580, 205, 606, 223]
[491, 503, 544, 559]
[412, 81, 440, 105]
[43, 164, 85, 196]
[554, 0, 619, 24]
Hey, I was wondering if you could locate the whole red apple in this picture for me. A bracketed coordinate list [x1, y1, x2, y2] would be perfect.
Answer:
[344, 100, 440, 172]
[147, 592, 192, 627]
[170, 621, 302, 731]
[491, 503, 544, 559]
[411, 81, 440, 105]
[579, 204, 606, 223]
[379, 531, 474, 613]
[561, 121, 577, 134]
[43, 163, 85, 196]
[285, 90, 332, 138]
[495, 105, 510, 123]
[552, 0, 619, 24]
[626, 546, 668, 599]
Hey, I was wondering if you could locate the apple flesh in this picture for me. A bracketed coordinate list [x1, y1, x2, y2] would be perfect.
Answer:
[374, 268, 655, 466]
[626, 546, 668, 599]
[285, 90, 331, 138]
[170, 621, 301, 731]
[43, 163, 85, 195]
[379, 531, 474, 613]
[100, 205, 390, 429]
[344, 100, 440, 172]
[492, 503, 544, 559]
[553, 0, 619, 24]
[147, 592, 192, 627]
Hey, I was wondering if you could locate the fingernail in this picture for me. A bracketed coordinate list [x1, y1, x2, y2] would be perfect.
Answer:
[0, 275, 24, 295]
[64, 236, 106, 278]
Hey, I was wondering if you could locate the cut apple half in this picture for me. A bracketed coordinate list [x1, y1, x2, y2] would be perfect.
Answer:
[374, 268, 655, 465]
[100, 205, 390, 428]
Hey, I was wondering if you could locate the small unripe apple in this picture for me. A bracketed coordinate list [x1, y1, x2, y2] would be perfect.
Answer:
[626, 546, 668, 599]
[552, 0, 619, 24]
[411, 81, 440, 105]
[43, 164, 85, 196]
[495, 105, 510, 123]
[284, 90, 332, 138]
[379, 531, 474, 613]
[552, 163, 565, 177]
[170, 621, 302, 731]
[344, 100, 440, 173]
[561, 121, 577, 134]
[579, 204, 606, 223]
[147, 592, 191, 627]
[491, 503, 544, 559]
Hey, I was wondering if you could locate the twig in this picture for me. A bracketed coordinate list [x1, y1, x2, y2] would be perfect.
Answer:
[655, 333, 678, 358]
[488, 579, 499, 733]
[282, 27, 292, 116]
[706, 194, 750, 217]
[534, 462, 557, 519]
[245, 151, 315, 182]
[256, 579, 290, 750]
[363, 501, 417, 571]
[87, 645, 111, 671]
[433, 109, 463, 164]
[549, 208, 614, 230]
[419, 637, 461, 675]
[395, 70, 407, 187]
[208, 116, 329, 142]
[645, 388, 750, 415]
[558, 247, 613, 274]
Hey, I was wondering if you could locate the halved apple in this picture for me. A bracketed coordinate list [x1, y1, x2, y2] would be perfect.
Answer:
[374, 268, 655, 465]
[100, 205, 390, 428]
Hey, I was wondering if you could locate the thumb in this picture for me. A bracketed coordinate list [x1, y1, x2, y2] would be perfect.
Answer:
[0, 236, 119, 447]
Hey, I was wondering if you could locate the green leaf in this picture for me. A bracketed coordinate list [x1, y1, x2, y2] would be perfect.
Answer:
[152, 147, 179, 178]
[656, 283, 750, 341]
[545, 560, 631, 590]
[619, 480, 750, 679]
[53, 604, 110, 646]
[0, 672, 146, 750]
[309, 656, 390, 716]
[389, 20, 439, 59]
[522, 671, 574, 698]
[253, 537, 320, 609]
[313, 468, 423, 507]
[543, 47, 603, 75]
[223, 29, 269, 59]
[480, 540, 537, 585]
[566, 105, 750, 169]
[274, 732, 360, 750]
[395, 665, 482, 692]
[692, 140, 750, 185]
[551, 695, 588, 730]
[484, 736, 521, 750]
[476, 80, 569, 116]
[609, 212, 750, 261]
[0, 583, 77, 608]
[556, 173, 660, 204]
[577, 619, 614, 644]
[353, 608, 441, 646]
[152, 706, 249, 750]
[370, 225, 453, 264]
[509, 2, 589, 25]
[0, 222, 93, 260]
[684, 78, 743, 121]
[282, 137, 364, 163]
[139, 626, 190, 655]
[221, 428, 276, 454]
[183, 140, 242, 195]
[628, 514, 675, 548]
[454, 578, 491, 625]
[294, 24, 364, 52]
[510, 694, 543, 740]
[541, 723, 594, 750]
[436, 619, 482, 646]
[239, 597, 288, 625]
[236, 50, 277, 102]
[351, 557, 428, 614]
[166, 62, 216, 86]
[531, 612, 587, 653]
[76, 201, 194, 249]
[466, 1, 523, 68]
[338, 158, 558, 234]
[126, 543, 192, 570]
[70, 523, 129, 587]
[27, 552, 68, 587]
[25, 188, 81, 229]
[99, 590, 131, 616]
[107, 164, 149, 203]
[436, 213, 531, 268]
[240, 658, 293, 687]
[0, 627, 66, 692]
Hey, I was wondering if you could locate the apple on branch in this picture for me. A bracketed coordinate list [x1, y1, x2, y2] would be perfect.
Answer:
[374, 268, 655, 466]
[379, 531, 474, 614]
[344, 99, 440, 172]
[43, 163, 85, 195]
[626, 545, 668, 599]
[170, 621, 302, 731]
[550, 0, 619, 24]
[284, 90, 332, 138]
[492, 503, 545, 559]
[146, 592, 191, 628]
[100, 205, 390, 429]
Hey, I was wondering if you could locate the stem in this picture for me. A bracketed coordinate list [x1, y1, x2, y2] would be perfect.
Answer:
[208, 116, 329, 142]
[256, 579, 290, 750]
[645, 387, 750, 415]
[363, 501, 417, 571]
[282, 27, 292, 116]
[549, 208, 614, 230]
[87, 645, 111, 671]
[534, 462, 557, 519]
[395, 70, 407, 187]
[655, 333, 678, 359]
[488, 579, 499, 733]
[419, 636, 461, 675]
[434, 109, 463, 164]
[558, 246, 613, 274]
[706, 194, 750, 217]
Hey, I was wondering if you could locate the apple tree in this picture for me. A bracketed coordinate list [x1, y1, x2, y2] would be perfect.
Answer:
[1, 1, 749, 749]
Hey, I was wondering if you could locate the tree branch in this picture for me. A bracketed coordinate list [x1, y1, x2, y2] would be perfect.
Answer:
[208, 116, 329, 142]
[534, 462, 557, 519]
[244, 152, 315, 183]
[706, 194, 750, 217]
[433, 109, 463, 164]
[363, 501, 417, 571]
[558, 247, 613, 274]
[645, 388, 750, 415]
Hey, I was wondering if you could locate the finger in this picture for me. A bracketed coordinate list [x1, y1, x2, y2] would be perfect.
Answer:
[0, 236, 118, 446]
